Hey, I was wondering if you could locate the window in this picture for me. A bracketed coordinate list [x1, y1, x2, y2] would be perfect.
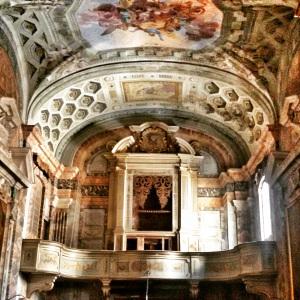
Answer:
[258, 176, 273, 241]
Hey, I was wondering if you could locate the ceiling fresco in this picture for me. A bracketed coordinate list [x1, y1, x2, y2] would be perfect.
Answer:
[73, 0, 223, 50]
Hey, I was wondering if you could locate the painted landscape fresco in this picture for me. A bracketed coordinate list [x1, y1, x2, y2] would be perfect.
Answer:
[76, 0, 223, 50]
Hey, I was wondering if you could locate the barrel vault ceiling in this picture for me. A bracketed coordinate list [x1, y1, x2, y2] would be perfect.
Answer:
[0, 0, 299, 163]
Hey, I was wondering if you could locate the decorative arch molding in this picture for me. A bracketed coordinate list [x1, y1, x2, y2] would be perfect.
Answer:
[176, 137, 196, 155]
[29, 61, 274, 118]
[111, 122, 196, 155]
[63, 110, 249, 170]
[129, 122, 179, 134]
[112, 136, 135, 154]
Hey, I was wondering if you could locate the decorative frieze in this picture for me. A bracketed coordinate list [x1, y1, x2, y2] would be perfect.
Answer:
[198, 187, 224, 197]
[81, 185, 109, 197]
[198, 182, 249, 197]
[56, 179, 77, 190]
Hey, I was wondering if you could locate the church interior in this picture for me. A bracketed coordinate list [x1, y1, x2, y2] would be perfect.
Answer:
[0, 0, 299, 299]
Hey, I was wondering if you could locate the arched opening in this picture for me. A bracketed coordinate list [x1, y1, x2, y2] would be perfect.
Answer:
[258, 176, 273, 241]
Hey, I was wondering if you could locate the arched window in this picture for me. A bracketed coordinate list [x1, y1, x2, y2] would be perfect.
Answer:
[258, 176, 273, 241]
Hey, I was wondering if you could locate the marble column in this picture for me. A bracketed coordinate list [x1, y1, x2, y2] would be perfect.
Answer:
[105, 155, 117, 250]
[227, 200, 238, 249]
[113, 156, 127, 250]
[233, 199, 251, 244]
[178, 154, 202, 252]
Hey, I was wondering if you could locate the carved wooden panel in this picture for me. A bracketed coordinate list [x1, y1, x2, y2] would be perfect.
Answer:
[133, 176, 172, 231]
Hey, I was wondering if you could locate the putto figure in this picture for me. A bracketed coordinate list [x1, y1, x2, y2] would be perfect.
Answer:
[78, 0, 219, 41]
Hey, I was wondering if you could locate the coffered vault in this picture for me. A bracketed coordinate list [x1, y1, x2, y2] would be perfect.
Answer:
[0, 0, 296, 183]
[28, 62, 275, 160]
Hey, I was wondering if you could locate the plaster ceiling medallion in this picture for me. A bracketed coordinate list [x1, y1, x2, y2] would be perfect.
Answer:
[70, 0, 223, 51]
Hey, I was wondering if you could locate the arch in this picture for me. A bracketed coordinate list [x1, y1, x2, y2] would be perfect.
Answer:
[112, 136, 135, 154]
[60, 109, 250, 168]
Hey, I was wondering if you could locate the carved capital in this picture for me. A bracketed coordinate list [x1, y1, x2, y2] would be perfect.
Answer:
[100, 279, 111, 300]
[243, 276, 278, 300]
[190, 280, 200, 300]
[27, 274, 57, 298]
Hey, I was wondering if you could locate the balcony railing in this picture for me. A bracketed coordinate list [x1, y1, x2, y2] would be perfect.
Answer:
[21, 240, 276, 281]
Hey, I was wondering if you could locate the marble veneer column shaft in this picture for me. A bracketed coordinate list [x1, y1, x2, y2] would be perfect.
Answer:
[227, 200, 238, 249]
[178, 154, 202, 251]
[105, 155, 117, 250]
[233, 199, 251, 244]
[113, 154, 128, 250]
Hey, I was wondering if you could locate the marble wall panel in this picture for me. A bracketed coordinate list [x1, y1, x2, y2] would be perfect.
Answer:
[287, 198, 300, 299]
[79, 208, 106, 249]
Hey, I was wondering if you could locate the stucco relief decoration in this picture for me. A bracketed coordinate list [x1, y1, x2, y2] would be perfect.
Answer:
[0, 97, 21, 150]
[130, 126, 179, 153]
[76, 0, 223, 50]
[134, 176, 172, 209]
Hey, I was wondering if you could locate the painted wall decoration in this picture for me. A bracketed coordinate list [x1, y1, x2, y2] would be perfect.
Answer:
[75, 0, 223, 50]
[0, 48, 18, 104]
[123, 81, 181, 102]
